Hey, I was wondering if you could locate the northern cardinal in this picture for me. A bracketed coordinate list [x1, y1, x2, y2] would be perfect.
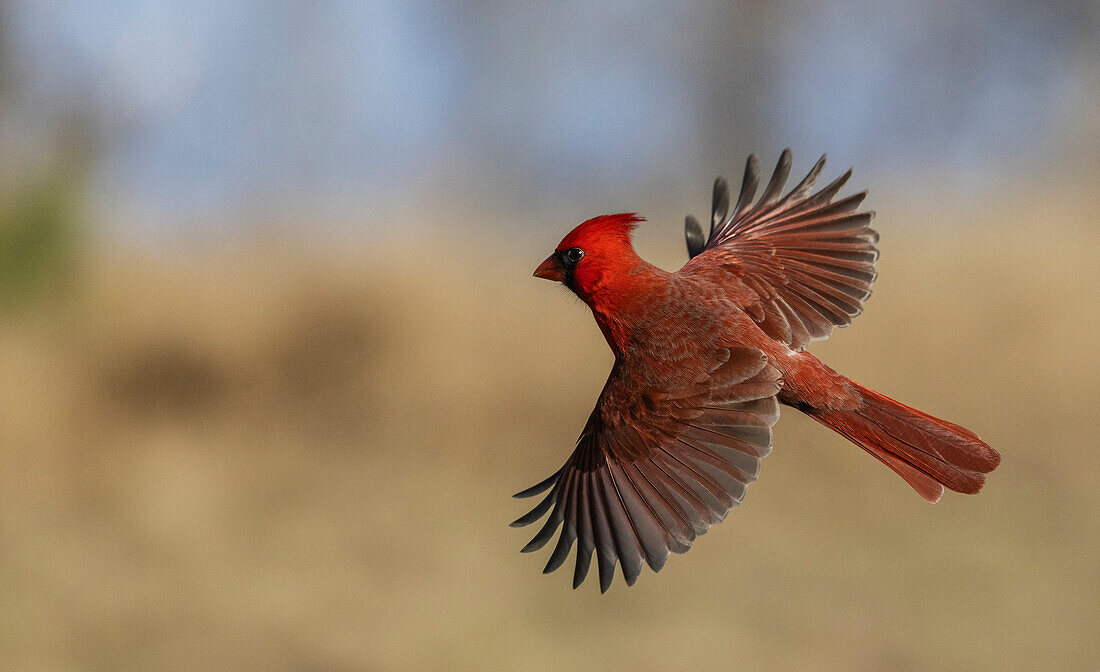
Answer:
[514, 150, 1000, 591]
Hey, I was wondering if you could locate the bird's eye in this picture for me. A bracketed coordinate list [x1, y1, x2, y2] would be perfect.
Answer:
[563, 247, 585, 265]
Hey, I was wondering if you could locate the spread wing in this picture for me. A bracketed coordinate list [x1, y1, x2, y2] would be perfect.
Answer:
[684, 149, 879, 351]
[512, 348, 782, 592]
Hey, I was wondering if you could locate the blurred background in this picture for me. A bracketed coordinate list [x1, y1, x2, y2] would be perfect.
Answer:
[1, 1, 1097, 670]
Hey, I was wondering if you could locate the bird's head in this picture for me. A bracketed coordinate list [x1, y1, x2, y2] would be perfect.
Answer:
[533, 213, 644, 302]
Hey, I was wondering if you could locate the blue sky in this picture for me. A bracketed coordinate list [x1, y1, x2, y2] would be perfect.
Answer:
[5, 1, 1093, 228]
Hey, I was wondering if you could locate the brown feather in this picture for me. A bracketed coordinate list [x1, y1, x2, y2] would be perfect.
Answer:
[686, 150, 878, 350]
[512, 348, 781, 589]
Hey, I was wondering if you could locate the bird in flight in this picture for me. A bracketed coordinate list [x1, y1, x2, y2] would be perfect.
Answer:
[513, 149, 1000, 592]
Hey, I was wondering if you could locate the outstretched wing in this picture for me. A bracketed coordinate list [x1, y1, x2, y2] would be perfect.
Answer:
[512, 347, 782, 592]
[684, 149, 879, 351]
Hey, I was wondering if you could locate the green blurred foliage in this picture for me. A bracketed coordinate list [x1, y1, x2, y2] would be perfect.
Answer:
[0, 166, 83, 312]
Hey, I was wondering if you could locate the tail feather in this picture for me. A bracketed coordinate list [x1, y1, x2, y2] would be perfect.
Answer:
[807, 382, 1000, 502]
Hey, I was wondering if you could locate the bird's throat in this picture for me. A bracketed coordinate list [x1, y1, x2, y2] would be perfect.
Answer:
[579, 261, 670, 356]
[584, 289, 642, 357]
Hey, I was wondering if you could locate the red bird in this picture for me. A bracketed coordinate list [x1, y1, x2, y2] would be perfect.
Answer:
[514, 150, 1000, 591]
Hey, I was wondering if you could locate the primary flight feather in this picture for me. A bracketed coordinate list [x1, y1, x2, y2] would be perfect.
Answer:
[515, 149, 1000, 592]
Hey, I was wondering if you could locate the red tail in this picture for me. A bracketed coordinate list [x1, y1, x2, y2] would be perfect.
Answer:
[806, 383, 1000, 502]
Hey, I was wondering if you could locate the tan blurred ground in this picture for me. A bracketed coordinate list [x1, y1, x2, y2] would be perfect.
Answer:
[0, 202, 1097, 671]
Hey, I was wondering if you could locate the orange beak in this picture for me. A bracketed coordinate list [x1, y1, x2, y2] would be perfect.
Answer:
[533, 254, 564, 282]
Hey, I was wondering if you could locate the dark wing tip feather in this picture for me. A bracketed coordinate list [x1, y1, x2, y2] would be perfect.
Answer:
[572, 546, 593, 589]
[785, 154, 827, 202]
[599, 569, 614, 593]
[543, 530, 574, 573]
[759, 149, 794, 206]
[711, 177, 730, 230]
[685, 215, 706, 259]
[831, 168, 853, 194]
[510, 496, 552, 527]
[513, 469, 561, 498]
[731, 154, 761, 220]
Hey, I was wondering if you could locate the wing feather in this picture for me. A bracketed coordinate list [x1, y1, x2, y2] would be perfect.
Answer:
[684, 150, 878, 350]
[623, 460, 693, 552]
[572, 472, 596, 588]
[587, 469, 619, 592]
[542, 469, 580, 573]
[598, 466, 645, 586]
[513, 348, 781, 590]
[609, 457, 671, 572]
